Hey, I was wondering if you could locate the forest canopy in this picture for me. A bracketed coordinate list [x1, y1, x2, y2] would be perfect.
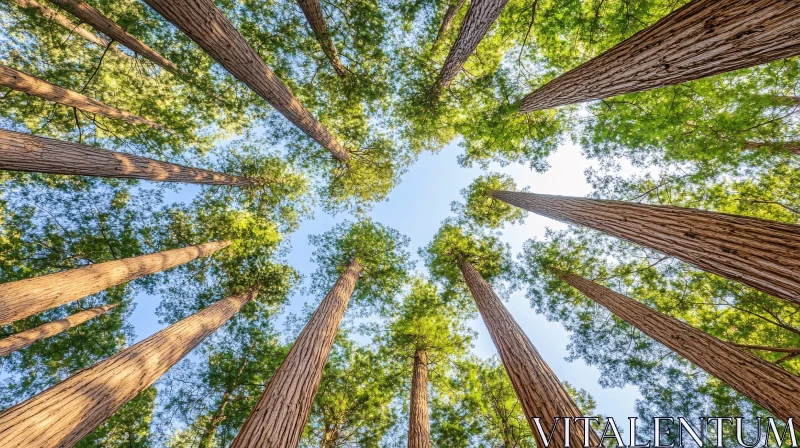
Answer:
[1, 0, 799, 446]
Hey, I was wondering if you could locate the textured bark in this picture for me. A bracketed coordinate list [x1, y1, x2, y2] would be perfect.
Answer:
[459, 260, 598, 448]
[11, 0, 110, 48]
[0, 130, 256, 185]
[744, 140, 800, 155]
[231, 259, 362, 448]
[492, 190, 800, 306]
[560, 273, 800, 421]
[0, 289, 255, 448]
[432, 0, 467, 49]
[408, 350, 431, 448]
[436, 0, 509, 92]
[142, 0, 349, 160]
[297, 0, 347, 77]
[519, 0, 800, 112]
[48, 0, 182, 75]
[0, 304, 116, 357]
[0, 241, 229, 326]
[0, 64, 159, 128]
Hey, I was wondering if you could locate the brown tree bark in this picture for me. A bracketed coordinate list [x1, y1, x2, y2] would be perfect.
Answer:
[48, 0, 183, 75]
[519, 0, 800, 112]
[436, 0, 509, 93]
[0, 241, 229, 326]
[0, 288, 255, 448]
[492, 190, 800, 306]
[230, 259, 362, 447]
[458, 260, 598, 448]
[141, 0, 350, 160]
[408, 349, 431, 448]
[0, 64, 160, 128]
[560, 272, 800, 421]
[11, 0, 110, 48]
[744, 140, 800, 155]
[0, 130, 256, 185]
[0, 304, 116, 357]
[297, 0, 347, 77]
[432, 0, 467, 50]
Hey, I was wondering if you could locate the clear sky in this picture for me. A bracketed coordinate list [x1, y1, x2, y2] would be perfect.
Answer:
[126, 138, 643, 431]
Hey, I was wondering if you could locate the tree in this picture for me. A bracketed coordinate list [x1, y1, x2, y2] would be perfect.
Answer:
[0, 288, 257, 448]
[458, 259, 600, 448]
[230, 259, 362, 447]
[0, 241, 229, 326]
[453, 173, 527, 229]
[0, 64, 160, 128]
[0, 304, 116, 357]
[297, 0, 347, 76]
[376, 278, 471, 448]
[141, 0, 349, 160]
[520, 0, 800, 112]
[48, 0, 183, 75]
[301, 336, 399, 447]
[9, 0, 116, 50]
[559, 272, 800, 422]
[0, 130, 257, 185]
[493, 191, 800, 307]
[432, 0, 466, 49]
[232, 220, 410, 446]
[435, 0, 510, 94]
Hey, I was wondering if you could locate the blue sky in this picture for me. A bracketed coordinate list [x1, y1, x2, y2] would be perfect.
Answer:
[126, 138, 643, 430]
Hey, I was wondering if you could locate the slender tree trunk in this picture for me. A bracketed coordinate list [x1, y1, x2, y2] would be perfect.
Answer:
[197, 357, 248, 448]
[11, 0, 109, 48]
[0, 241, 229, 326]
[458, 260, 598, 448]
[519, 0, 800, 112]
[0, 130, 256, 185]
[432, 0, 467, 50]
[320, 426, 339, 448]
[141, 0, 350, 161]
[560, 273, 800, 422]
[436, 0, 509, 93]
[48, 0, 182, 75]
[231, 259, 362, 447]
[492, 190, 800, 306]
[0, 289, 255, 448]
[0, 304, 116, 357]
[744, 140, 800, 155]
[0, 64, 160, 128]
[408, 349, 431, 448]
[297, 0, 347, 77]
[755, 95, 800, 106]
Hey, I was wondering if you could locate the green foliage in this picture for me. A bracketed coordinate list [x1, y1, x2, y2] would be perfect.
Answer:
[309, 219, 413, 312]
[453, 173, 528, 228]
[421, 221, 513, 297]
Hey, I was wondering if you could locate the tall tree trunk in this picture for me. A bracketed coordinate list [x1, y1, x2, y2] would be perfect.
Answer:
[560, 272, 800, 422]
[320, 426, 340, 448]
[0, 64, 160, 128]
[519, 0, 800, 112]
[0, 130, 256, 185]
[48, 0, 183, 75]
[436, 0, 509, 93]
[11, 0, 110, 49]
[744, 140, 800, 155]
[492, 190, 800, 306]
[0, 241, 229, 326]
[141, 0, 350, 161]
[458, 260, 598, 448]
[0, 289, 255, 448]
[297, 0, 347, 77]
[230, 259, 362, 447]
[432, 0, 467, 50]
[0, 304, 116, 357]
[408, 349, 431, 448]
